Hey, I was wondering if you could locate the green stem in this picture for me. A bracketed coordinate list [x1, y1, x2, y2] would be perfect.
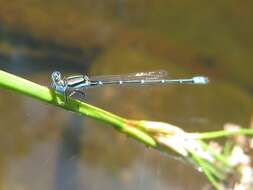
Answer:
[1, 70, 249, 190]
[187, 146, 225, 182]
[0, 70, 156, 147]
[197, 158, 224, 190]
[194, 128, 253, 139]
[198, 141, 232, 167]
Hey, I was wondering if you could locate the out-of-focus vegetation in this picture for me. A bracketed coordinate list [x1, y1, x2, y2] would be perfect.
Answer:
[1, 0, 253, 127]
[1, 0, 253, 88]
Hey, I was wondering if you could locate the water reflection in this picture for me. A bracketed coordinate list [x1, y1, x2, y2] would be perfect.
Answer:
[55, 115, 83, 190]
[0, 1, 253, 189]
[0, 25, 101, 74]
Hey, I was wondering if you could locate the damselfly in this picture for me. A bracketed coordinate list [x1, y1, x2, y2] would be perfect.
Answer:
[51, 70, 209, 101]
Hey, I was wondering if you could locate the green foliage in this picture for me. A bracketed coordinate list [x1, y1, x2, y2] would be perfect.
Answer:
[0, 70, 252, 190]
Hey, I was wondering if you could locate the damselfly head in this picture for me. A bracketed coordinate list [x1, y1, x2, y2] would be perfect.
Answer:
[51, 71, 67, 94]
[52, 71, 63, 83]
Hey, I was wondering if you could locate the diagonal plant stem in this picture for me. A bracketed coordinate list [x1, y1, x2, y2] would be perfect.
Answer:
[0, 70, 156, 147]
[1, 70, 253, 190]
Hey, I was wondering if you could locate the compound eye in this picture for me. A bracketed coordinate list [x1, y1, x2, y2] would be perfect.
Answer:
[52, 71, 62, 83]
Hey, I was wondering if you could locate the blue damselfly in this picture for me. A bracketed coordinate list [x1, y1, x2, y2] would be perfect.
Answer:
[51, 70, 208, 101]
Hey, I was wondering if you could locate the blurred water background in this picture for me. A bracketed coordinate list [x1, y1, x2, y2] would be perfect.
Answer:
[0, 1, 253, 189]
